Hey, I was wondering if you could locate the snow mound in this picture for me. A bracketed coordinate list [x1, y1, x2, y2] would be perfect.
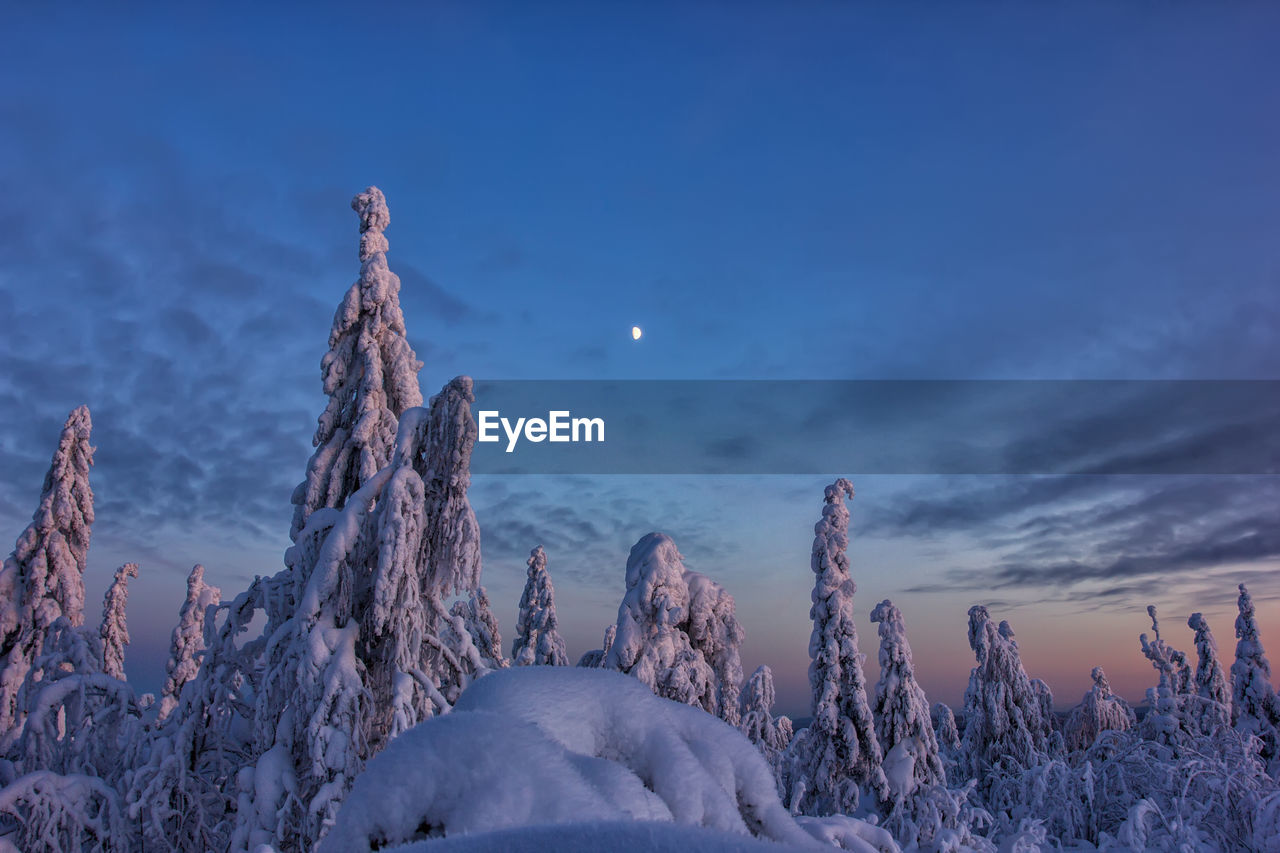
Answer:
[380, 820, 822, 853]
[324, 667, 873, 851]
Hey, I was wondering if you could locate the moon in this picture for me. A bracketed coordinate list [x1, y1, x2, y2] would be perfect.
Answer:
[631, 325, 643, 341]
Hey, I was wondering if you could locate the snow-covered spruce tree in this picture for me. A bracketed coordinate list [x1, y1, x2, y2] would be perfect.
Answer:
[931, 703, 962, 781]
[604, 532, 745, 724]
[0, 406, 95, 737]
[1139, 605, 1191, 745]
[511, 545, 568, 667]
[575, 624, 616, 668]
[738, 665, 793, 770]
[131, 585, 262, 853]
[450, 585, 508, 671]
[869, 599, 944, 799]
[289, 186, 424, 542]
[242, 376, 486, 851]
[158, 564, 221, 721]
[959, 605, 1052, 784]
[782, 479, 889, 816]
[1231, 583, 1280, 763]
[1187, 612, 1232, 736]
[1063, 666, 1135, 752]
[98, 563, 138, 682]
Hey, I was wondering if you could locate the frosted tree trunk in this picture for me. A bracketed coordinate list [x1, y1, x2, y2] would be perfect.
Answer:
[511, 546, 569, 667]
[289, 186, 424, 542]
[0, 406, 95, 736]
[783, 479, 889, 816]
[98, 563, 138, 681]
[158, 565, 221, 722]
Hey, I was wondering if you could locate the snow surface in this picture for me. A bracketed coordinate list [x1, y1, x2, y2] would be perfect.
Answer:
[323, 666, 882, 851]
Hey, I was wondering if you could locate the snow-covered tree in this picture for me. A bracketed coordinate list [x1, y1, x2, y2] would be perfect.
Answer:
[1139, 605, 1191, 745]
[289, 186, 424, 541]
[158, 565, 221, 722]
[98, 563, 138, 682]
[450, 586, 508, 671]
[604, 532, 744, 724]
[511, 545, 568, 667]
[870, 599, 944, 799]
[576, 624, 615, 669]
[130, 585, 261, 853]
[782, 479, 889, 816]
[930, 703, 962, 782]
[959, 605, 1052, 782]
[0, 406, 95, 736]
[243, 376, 487, 851]
[1187, 612, 1232, 736]
[738, 665, 793, 770]
[1231, 583, 1280, 762]
[1063, 666, 1135, 752]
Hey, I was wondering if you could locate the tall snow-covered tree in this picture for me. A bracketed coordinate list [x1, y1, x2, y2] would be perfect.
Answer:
[604, 532, 744, 724]
[1187, 612, 1232, 736]
[244, 376, 487, 851]
[1231, 583, 1280, 761]
[960, 605, 1052, 782]
[870, 599, 944, 797]
[158, 565, 221, 722]
[289, 186, 424, 542]
[1063, 666, 1135, 751]
[0, 406, 95, 735]
[98, 563, 138, 681]
[738, 664, 793, 769]
[782, 479, 889, 816]
[511, 545, 568, 667]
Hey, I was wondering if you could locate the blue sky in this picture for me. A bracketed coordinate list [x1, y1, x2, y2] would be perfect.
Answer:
[1, 3, 1278, 715]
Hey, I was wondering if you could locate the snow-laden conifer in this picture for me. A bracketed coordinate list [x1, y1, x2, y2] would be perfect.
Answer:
[98, 563, 138, 682]
[245, 376, 486, 850]
[870, 599, 944, 797]
[576, 625, 615, 668]
[1231, 583, 1280, 762]
[782, 479, 889, 815]
[450, 586, 508, 671]
[1139, 606, 1190, 745]
[158, 565, 221, 722]
[1186, 612, 1232, 736]
[1063, 666, 1135, 752]
[511, 546, 568, 667]
[604, 533, 744, 723]
[289, 186, 423, 541]
[959, 605, 1051, 781]
[0, 407, 95, 735]
[738, 664, 793, 769]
